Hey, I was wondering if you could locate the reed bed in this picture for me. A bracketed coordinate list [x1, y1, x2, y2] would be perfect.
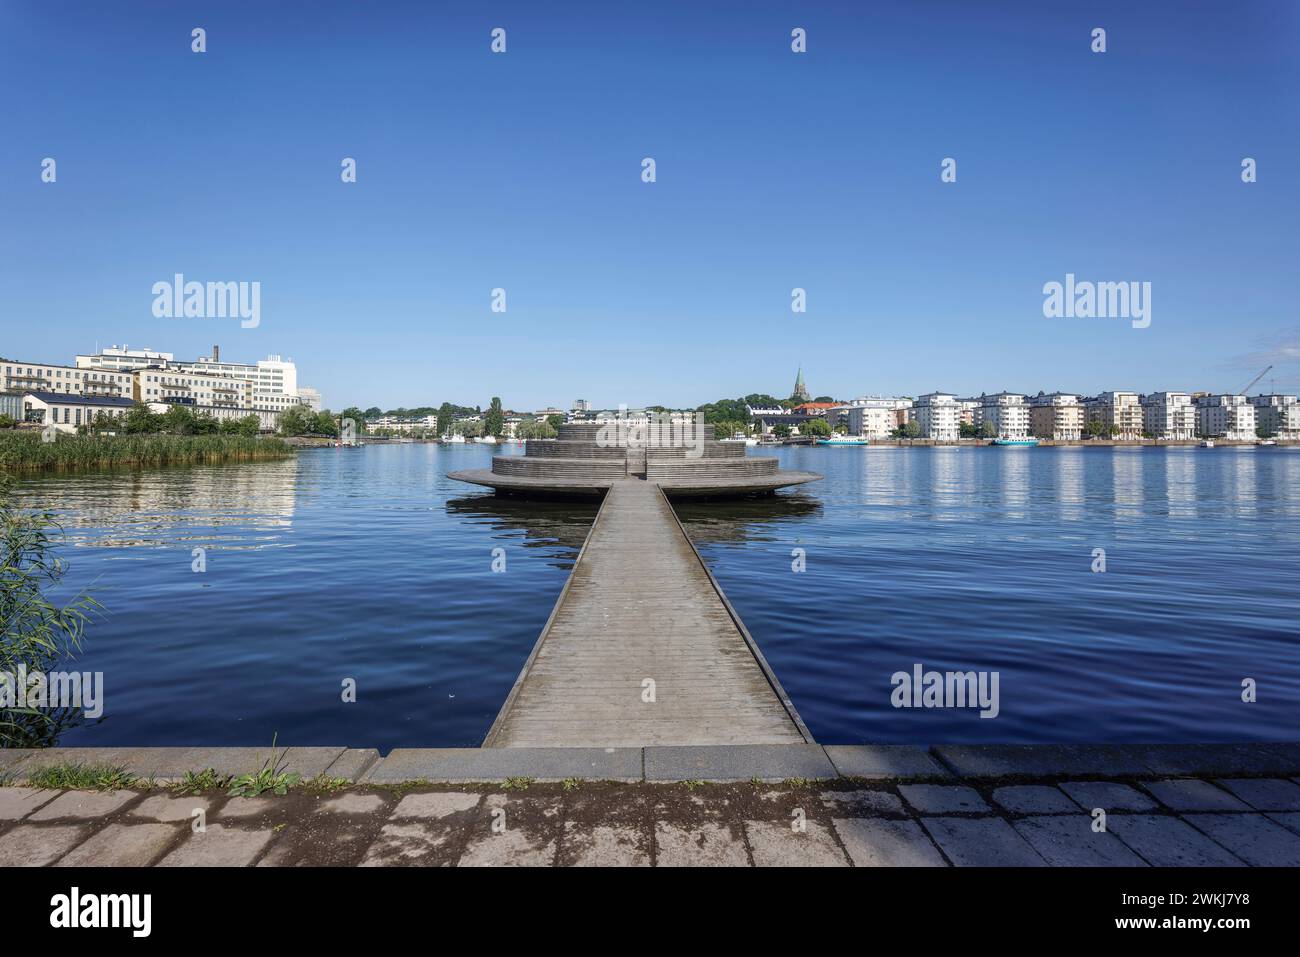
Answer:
[0, 431, 295, 471]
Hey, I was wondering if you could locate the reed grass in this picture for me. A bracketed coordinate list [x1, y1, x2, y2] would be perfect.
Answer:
[0, 431, 294, 472]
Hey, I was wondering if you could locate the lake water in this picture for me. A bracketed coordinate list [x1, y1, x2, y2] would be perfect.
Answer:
[12, 443, 1300, 750]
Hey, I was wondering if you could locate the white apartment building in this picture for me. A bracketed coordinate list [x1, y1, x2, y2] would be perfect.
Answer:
[135, 368, 253, 411]
[838, 405, 897, 438]
[1028, 392, 1085, 440]
[1196, 394, 1256, 440]
[1249, 394, 1300, 440]
[1140, 392, 1197, 441]
[975, 392, 1030, 439]
[1086, 391, 1144, 440]
[3, 360, 132, 398]
[914, 392, 959, 440]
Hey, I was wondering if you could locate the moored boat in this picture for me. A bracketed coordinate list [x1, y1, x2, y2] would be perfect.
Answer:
[816, 435, 869, 446]
[991, 437, 1039, 447]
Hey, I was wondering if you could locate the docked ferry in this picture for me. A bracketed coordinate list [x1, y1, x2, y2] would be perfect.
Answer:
[816, 435, 870, 446]
[991, 437, 1039, 447]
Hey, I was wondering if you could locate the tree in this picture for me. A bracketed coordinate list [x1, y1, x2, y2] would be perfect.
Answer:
[160, 404, 198, 435]
[123, 402, 161, 434]
[546, 414, 564, 431]
[484, 397, 504, 437]
[773, 424, 791, 439]
[277, 404, 315, 436]
[902, 421, 921, 439]
[958, 421, 978, 438]
[1085, 420, 1105, 439]
[314, 410, 340, 436]
[803, 418, 832, 438]
[340, 407, 366, 435]
[979, 420, 997, 439]
[436, 402, 454, 438]
[0, 415, 14, 430]
[363, 407, 382, 419]
[517, 418, 556, 440]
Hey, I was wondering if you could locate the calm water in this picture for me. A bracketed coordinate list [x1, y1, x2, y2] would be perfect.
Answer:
[12, 444, 1300, 749]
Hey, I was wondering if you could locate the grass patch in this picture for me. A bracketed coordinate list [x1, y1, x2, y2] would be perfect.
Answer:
[0, 432, 293, 472]
[301, 775, 351, 794]
[501, 776, 534, 791]
[173, 768, 233, 795]
[561, 777, 581, 792]
[681, 779, 705, 791]
[27, 762, 136, 791]
[227, 735, 301, 797]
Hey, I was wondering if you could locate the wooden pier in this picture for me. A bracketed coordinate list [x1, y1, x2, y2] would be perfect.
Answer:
[484, 480, 810, 748]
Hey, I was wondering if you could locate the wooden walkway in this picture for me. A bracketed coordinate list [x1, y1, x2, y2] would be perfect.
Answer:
[484, 480, 809, 748]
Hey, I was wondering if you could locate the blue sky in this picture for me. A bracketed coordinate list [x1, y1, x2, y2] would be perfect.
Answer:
[2, 0, 1297, 410]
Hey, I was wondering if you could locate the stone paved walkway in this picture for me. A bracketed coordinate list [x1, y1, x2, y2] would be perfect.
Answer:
[4, 774, 1300, 866]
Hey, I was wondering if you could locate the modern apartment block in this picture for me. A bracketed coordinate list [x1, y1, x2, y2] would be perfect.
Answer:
[975, 392, 1030, 439]
[914, 392, 960, 440]
[1249, 394, 1300, 440]
[1086, 391, 1144, 440]
[1028, 392, 1085, 440]
[1196, 394, 1257, 440]
[1140, 392, 1197, 440]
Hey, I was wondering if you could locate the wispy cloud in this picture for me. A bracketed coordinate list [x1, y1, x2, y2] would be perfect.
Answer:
[1219, 327, 1300, 388]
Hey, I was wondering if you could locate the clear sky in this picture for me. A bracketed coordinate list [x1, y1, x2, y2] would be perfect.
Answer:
[2, 0, 1297, 411]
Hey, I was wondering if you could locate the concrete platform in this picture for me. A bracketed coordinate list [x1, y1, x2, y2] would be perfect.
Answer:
[447, 468, 822, 497]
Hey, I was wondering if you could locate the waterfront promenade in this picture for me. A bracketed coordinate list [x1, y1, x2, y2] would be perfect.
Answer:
[3, 743, 1299, 866]
[485, 480, 808, 747]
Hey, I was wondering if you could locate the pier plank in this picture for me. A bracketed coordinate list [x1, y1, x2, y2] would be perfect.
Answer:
[484, 480, 806, 748]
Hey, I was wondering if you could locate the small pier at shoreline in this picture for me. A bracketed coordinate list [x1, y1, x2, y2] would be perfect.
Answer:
[482, 479, 810, 748]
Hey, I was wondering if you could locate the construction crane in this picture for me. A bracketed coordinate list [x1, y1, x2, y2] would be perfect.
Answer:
[1238, 364, 1273, 396]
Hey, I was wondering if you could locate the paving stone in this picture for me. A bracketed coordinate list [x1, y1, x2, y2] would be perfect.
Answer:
[1214, 778, 1300, 811]
[563, 822, 649, 866]
[218, 797, 282, 819]
[654, 822, 749, 866]
[1267, 812, 1300, 836]
[823, 745, 951, 780]
[57, 823, 177, 866]
[921, 817, 1046, 866]
[158, 824, 275, 866]
[898, 784, 989, 814]
[744, 820, 848, 867]
[1183, 814, 1300, 866]
[0, 823, 86, 866]
[932, 744, 1151, 778]
[458, 826, 556, 866]
[991, 785, 1078, 815]
[1143, 779, 1251, 812]
[819, 790, 905, 815]
[1106, 815, 1244, 866]
[359, 822, 455, 866]
[365, 747, 641, 783]
[0, 749, 34, 775]
[17, 747, 347, 783]
[1059, 780, 1157, 812]
[1012, 815, 1148, 866]
[27, 789, 136, 821]
[391, 792, 480, 819]
[834, 818, 947, 866]
[131, 794, 212, 823]
[0, 786, 60, 820]
[645, 744, 836, 782]
[316, 793, 387, 815]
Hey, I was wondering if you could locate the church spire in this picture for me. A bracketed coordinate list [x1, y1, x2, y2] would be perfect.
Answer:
[793, 365, 810, 402]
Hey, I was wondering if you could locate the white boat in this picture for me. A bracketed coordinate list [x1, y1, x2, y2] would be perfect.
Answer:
[1258, 439, 1277, 447]
[1200, 439, 1215, 448]
[444, 434, 466, 444]
[478, 435, 497, 444]
[816, 435, 870, 446]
